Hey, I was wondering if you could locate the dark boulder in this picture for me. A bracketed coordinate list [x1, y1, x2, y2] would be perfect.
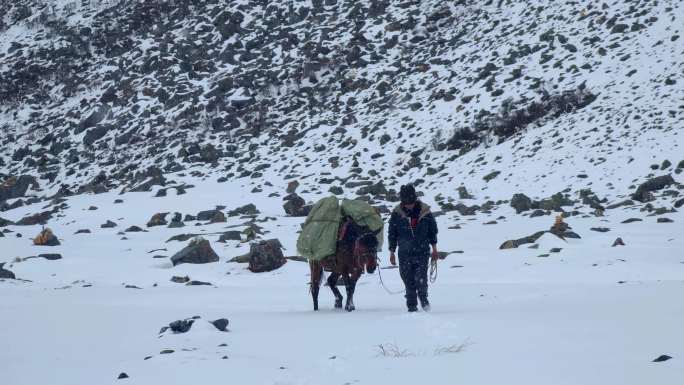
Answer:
[286, 180, 299, 194]
[197, 209, 226, 223]
[38, 253, 62, 260]
[283, 193, 310, 216]
[0, 217, 13, 227]
[147, 213, 168, 227]
[0, 263, 15, 279]
[125, 225, 144, 232]
[228, 204, 259, 217]
[458, 186, 474, 200]
[171, 238, 219, 266]
[632, 175, 675, 202]
[211, 318, 229, 332]
[218, 231, 242, 242]
[101, 220, 117, 228]
[612, 238, 625, 247]
[511, 193, 533, 213]
[248, 239, 287, 273]
[499, 231, 546, 249]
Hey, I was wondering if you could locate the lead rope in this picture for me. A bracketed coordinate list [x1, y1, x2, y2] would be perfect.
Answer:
[429, 258, 438, 284]
[376, 257, 404, 295]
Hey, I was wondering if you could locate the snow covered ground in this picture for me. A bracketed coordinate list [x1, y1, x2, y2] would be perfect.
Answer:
[2, 178, 683, 385]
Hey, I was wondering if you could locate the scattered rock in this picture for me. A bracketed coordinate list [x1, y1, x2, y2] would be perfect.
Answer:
[248, 239, 287, 272]
[286, 180, 299, 194]
[218, 231, 242, 242]
[125, 225, 144, 232]
[549, 248, 562, 253]
[197, 209, 226, 223]
[186, 280, 212, 286]
[75, 229, 91, 234]
[38, 253, 62, 260]
[652, 355, 672, 362]
[500, 231, 546, 249]
[171, 237, 219, 266]
[117, 372, 129, 380]
[0, 263, 16, 279]
[147, 213, 168, 227]
[165, 319, 194, 334]
[621, 218, 642, 224]
[458, 186, 474, 200]
[160, 349, 175, 354]
[590, 227, 610, 232]
[211, 318, 230, 332]
[511, 193, 533, 213]
[101, 220, 117, 228]
[612, 238, 625, 247]
[657, 217, 674, 223]
[228, 204, 259, 217]
[632, 175, 675, 202]
[33, 228, 60, 246]
[170, 275, 190, 283]
[283, 193, 311, 216]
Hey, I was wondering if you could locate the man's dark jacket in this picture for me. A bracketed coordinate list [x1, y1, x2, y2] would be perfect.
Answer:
[388, 201, 438, 259]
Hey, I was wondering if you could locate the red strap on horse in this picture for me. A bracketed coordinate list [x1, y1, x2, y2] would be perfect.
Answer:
[338, 220, 349, 241]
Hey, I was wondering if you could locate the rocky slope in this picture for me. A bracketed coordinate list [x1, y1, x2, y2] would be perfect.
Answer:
[0, 0, 682, 209]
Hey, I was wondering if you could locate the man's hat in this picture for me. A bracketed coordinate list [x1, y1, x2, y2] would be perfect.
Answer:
[400, 184, 417, 204]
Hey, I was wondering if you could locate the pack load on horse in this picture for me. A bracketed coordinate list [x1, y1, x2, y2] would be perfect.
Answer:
[297, 197, 383, 311]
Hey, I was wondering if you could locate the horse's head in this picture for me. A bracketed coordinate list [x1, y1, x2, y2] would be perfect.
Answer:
[357, 231, 379, 274]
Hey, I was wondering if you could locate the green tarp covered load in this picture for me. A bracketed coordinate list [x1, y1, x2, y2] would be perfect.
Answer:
[296, 196, 384, 261]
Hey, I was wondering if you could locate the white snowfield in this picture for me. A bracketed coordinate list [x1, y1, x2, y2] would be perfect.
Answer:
[1, 178, 683, 385]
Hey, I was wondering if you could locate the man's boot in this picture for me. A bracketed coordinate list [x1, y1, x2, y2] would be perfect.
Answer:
[419, 297, 431, 312]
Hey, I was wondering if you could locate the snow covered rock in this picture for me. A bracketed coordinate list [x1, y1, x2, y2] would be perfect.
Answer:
[247, 239, 287, 273]
[33, 228, 60, 246]
[170, 238, 219, 266]
[0, 263, 15, 279]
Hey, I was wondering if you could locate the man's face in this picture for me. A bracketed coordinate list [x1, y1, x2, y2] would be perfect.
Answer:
[403, 202, 416, 210]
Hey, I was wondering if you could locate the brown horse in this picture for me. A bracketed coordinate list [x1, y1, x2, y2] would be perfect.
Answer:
[309, 217, 379, 312]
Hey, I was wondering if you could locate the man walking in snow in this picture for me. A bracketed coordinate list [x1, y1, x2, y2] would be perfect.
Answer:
[388, 184, 439, 312]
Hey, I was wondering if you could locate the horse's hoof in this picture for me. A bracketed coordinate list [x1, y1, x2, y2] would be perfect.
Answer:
[335, 300, 343, 309]
[345, 305, 355, 312]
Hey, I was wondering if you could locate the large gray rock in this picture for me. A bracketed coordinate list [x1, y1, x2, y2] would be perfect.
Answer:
[248, 239, 287, 273]
[632, 175, 676, 202]
[171, 238, 219, 266]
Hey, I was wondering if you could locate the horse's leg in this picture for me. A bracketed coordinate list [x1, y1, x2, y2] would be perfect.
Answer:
[327, 272, 343, 309]
[310, 261, 322, 311]
[343, 272, 359, 312]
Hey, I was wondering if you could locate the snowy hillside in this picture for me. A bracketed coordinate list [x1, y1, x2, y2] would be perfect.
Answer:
[1, 1, 684, 384]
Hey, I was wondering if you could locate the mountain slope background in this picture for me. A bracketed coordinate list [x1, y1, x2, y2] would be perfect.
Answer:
[0, 0, 682, 202]
[1, 1, 684, 385]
